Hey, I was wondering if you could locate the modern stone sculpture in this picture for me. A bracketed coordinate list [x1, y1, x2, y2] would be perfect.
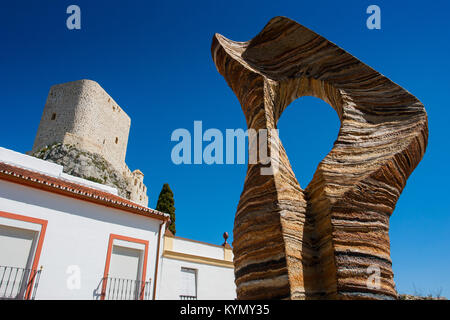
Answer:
[211, 17, 428, 300]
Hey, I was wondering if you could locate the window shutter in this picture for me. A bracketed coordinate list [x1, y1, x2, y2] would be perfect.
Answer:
[180, 268, 196, 297]
[0, 225, 37, 269]
[108, 245, 141, 280]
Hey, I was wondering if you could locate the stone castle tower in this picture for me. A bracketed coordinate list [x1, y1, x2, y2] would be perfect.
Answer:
[30, 79, 149, 206]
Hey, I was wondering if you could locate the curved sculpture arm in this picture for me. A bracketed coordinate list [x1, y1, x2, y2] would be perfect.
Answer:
[211, 16, 428, 300]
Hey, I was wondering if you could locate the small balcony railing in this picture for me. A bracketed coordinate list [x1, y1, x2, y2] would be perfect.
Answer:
[100, 277, 151, 300]
[0, 266, 42, 300]
[180, 295, 197, 300]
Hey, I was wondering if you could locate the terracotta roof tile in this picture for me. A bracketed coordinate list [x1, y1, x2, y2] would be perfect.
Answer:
[0, 162, 170, 222]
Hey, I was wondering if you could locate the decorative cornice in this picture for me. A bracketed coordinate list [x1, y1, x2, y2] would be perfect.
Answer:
[162, 249, 234, 269]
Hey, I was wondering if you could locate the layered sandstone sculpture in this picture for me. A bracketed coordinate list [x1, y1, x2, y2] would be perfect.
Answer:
[211, 17, 428, 300]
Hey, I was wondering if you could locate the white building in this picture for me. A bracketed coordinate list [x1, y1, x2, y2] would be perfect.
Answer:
[159, 233, 235, 300]
[0, 146, 236, 300]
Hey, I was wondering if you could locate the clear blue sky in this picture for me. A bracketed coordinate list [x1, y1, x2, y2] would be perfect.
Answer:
[1, 0, 449, 297]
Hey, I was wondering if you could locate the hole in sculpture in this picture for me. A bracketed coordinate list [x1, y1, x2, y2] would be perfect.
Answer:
[277, 96, 340, 188]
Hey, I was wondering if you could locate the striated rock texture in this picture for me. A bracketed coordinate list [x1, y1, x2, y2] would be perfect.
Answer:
[211, 17, 428, 300]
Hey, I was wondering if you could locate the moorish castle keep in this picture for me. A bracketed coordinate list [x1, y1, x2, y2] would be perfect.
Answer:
[29, 79, 149, 206]
[0, 78, 236, 301]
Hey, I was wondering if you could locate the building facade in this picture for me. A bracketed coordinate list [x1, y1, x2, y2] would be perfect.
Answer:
[0, 147, 236, 300]
[159, 234, 235, 300]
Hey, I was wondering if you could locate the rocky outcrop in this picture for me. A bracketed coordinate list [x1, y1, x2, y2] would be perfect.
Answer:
[31, 143, 133, 200]
[212, 17, 428, 300]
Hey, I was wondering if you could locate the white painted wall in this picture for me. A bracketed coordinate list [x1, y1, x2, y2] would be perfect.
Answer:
[0, 179, 162, 300]
[158, 258, 236, 300]
[158, 237, 236, 300]
[172, 238, 225, 260]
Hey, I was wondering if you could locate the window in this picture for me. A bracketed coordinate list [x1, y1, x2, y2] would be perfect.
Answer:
[180, 268, 197, 300]
[108, 245, 142, 281]
[0, 225, 37, 299]
[51, 113, 56, 120]
[0, 225, 38, 270]
[101, 234, 149, 300]
[0, 211, 47, 300]
[115, 137, 118, 144]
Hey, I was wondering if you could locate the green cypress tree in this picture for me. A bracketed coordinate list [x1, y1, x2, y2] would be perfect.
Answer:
[156, 183, 176, 235]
